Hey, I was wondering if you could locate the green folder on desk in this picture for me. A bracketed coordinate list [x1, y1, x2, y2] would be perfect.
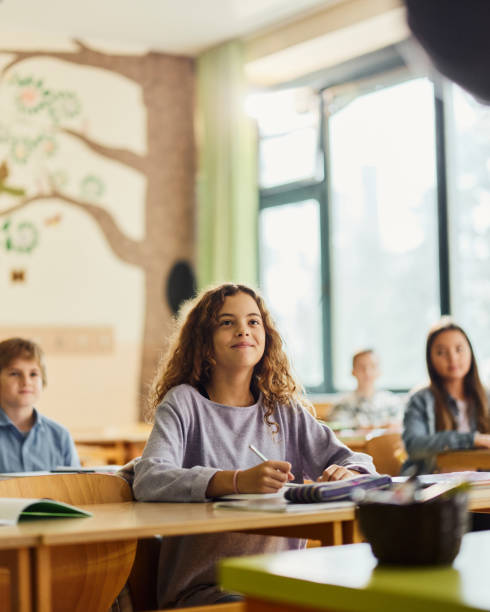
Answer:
[0, 498, 92, 526]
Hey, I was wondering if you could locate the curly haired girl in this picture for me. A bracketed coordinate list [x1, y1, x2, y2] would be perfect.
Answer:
[134, 283, 375, 608]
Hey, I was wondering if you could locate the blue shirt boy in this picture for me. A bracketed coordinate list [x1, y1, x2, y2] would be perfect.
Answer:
[0, 407, 80, 472]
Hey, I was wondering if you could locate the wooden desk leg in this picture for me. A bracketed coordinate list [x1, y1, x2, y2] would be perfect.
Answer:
[31, 545, 51, 612]
[0, 547, 32, 612]
[299, 520, 345, 546]
[115, 441, 127, 465]
[318, 520, 343, 546]
[342, 519, 363, 544]
[125, 441, 146, 463]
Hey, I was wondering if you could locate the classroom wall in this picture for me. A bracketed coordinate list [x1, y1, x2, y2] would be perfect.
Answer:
[0, 36, 195, 428]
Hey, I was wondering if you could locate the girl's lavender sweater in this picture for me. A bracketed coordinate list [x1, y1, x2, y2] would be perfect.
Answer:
[134, 384, 375, 608]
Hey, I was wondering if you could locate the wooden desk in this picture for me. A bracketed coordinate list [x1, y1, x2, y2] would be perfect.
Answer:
[337, 433, 368, 452]
[72, 423, 152, 465]
[220, 530, 490, 612]
[11, 500, 361, 546]
[331, 427, 396, 453]
[0, 533, 38, 612]
[467, 483, 490, 512]
[437, 449, 490, 473]
[315, 423, 370, 452]
[2, 486, 490, 612]
[0, 473, 136, 612]
[0, 500, 360, 612]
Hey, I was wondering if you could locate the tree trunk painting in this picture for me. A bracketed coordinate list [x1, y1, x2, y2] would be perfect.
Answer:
[0, 41, 195, 418]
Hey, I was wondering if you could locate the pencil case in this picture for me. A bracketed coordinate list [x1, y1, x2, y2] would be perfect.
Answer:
[284, 474, 392, 503]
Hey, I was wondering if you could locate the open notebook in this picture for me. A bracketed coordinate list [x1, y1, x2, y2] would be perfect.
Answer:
[213, 498, 355, 513]
[284, 474, 392, 503]
[0, 498, 93, 526]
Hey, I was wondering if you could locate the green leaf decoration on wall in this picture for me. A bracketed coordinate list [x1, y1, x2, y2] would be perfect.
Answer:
[80, 175, 105, 200]
[0, 184, 25, 196]
[0, 160, 26, 195]
[4, 75, 82, 166]
[0, 41, 195, 420]
[1, 218, 39, 254]
[11, 75, 54, 114]
[8, 134, 58, 165]
[51, 169, 68, 189]
[10, 137, 35, 164]
[8, 74, 81, 121]
[14, 221, 39, 252]
[49, 91, 81, 123]
[40, 134, 57, 157]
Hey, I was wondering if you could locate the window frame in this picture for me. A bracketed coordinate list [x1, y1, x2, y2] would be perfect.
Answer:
[258, 45, 453, 393]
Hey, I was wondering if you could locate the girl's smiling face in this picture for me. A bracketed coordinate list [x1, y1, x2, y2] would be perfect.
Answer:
[0, 357, 43, 411]
[212, 292, 266, 373]
[430, 329, 472, 382]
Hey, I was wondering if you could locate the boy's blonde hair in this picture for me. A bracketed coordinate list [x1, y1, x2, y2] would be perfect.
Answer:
[352, 348, 376, 369]
[0, 337, 47, 386]
[147, 283, 311, 427]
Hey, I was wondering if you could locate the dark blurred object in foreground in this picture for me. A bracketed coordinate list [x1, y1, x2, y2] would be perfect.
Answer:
[405, 0, 490, 103]
[357, 488, 468, 565]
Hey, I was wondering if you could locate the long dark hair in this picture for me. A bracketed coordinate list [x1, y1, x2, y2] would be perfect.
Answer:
[426, 318, 489, 432]
[147, 283, 311, 427]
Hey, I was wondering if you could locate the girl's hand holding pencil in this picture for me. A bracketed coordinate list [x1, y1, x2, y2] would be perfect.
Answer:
[205, 453, 294, 497]
[237, 460, 295, 493]
[245, 444, 294, 492]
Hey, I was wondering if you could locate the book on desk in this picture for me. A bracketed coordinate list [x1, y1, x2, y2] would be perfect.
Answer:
[0, 497, 92, 526]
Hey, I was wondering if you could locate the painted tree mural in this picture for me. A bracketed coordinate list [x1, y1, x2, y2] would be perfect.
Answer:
[0, 41, 195, 416]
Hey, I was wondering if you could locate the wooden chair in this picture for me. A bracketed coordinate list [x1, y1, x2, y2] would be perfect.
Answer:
[127, 537, 245, 612]
[436, 449, 490, 472]
[312, 402, 333, 421]
[127, 536, 162, 611]
[364, 432, 406, 476]
[0, 473, 137, 612]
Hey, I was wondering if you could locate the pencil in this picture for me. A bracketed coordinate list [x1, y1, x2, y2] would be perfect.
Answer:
[249, 444, 268, 462]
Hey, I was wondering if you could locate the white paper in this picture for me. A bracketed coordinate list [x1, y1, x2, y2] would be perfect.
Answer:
[0, 498, 41, 525]
[213, 499, 354, 513]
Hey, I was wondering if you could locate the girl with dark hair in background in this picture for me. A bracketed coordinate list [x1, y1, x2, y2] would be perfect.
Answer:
[402, 317, 490, 475]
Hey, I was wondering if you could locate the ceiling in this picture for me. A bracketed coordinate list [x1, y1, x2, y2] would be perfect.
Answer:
[0, 0, 340, 56]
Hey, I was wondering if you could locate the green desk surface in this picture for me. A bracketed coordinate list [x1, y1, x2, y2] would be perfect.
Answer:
[220, 530, 490, 612]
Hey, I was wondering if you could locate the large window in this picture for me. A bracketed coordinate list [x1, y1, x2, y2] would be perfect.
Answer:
[260, 199, 323, 387]
[329, 78, 439, 390]
[447, 85, 490, 383]
[256, 49, 490, 393]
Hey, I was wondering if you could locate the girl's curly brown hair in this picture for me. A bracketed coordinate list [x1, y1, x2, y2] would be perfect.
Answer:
[146, 283, 313, 428]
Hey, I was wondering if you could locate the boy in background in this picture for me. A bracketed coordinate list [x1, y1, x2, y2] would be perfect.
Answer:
[0, 337, 80, 472]
[330, 348, 403, 429]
